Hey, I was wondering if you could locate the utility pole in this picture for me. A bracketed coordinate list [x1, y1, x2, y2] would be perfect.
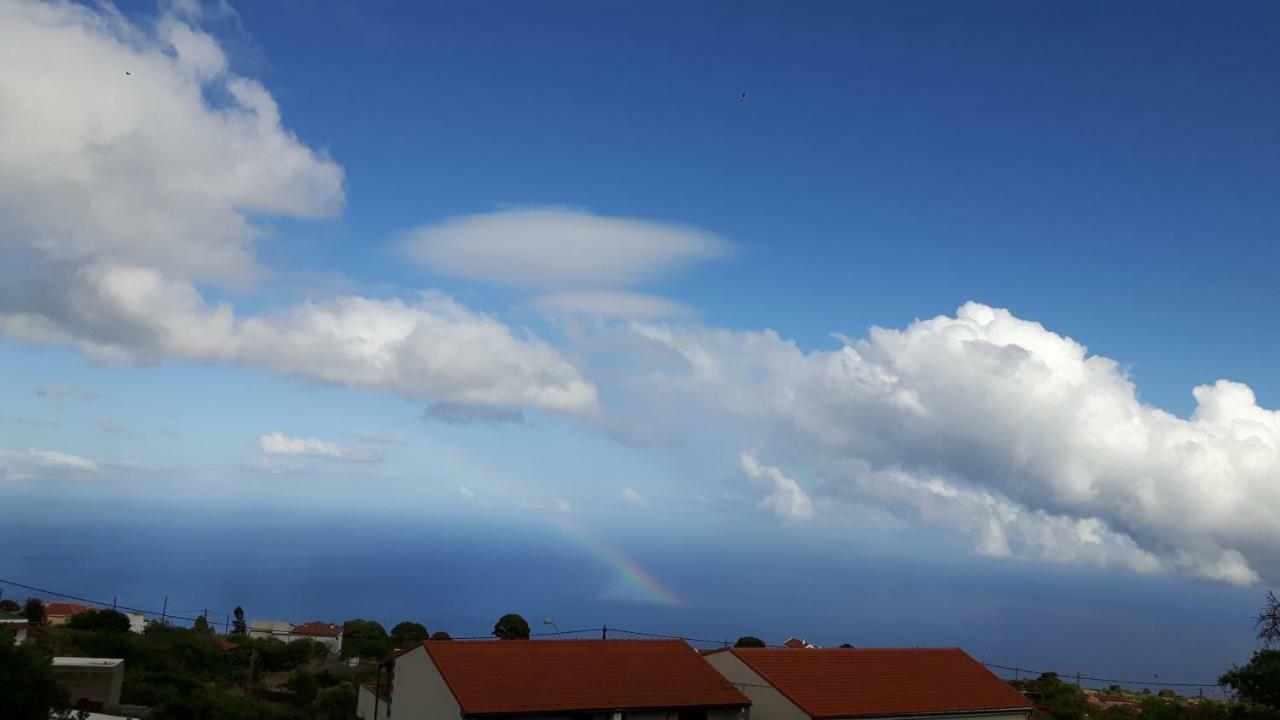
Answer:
[602, 625, 608, 639]
[1076, 672, 1081, 688]
[160, 596, 168, 624]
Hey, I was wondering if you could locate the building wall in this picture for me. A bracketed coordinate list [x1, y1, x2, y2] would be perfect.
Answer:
[249, 620, 293, 641]
[703, 652, 808, 720]
[392, 645, 462, 720]
[358, 684, 392, 720]
[295, 633, 343, 655]
[53, 666, 125, 708]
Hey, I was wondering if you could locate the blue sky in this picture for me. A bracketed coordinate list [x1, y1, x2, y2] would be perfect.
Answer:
[2, 0, 1279, 686]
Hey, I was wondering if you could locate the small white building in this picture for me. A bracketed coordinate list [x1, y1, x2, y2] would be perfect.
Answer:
[703, 647, 1031, 720]
[290, 620, 344, 655]
[367, 639, 751, 720]
[0, 618, 32, 644]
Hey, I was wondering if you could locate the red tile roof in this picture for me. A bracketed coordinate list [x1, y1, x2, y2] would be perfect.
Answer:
[291, 621, 342, 638]
[418, 639, 750, 715]
[726, 647, 1031, 719]
[45, 602, 94, 619]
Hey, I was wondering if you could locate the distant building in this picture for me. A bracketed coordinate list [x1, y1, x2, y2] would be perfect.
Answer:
[781, 637, 817, 649]
[703, 647, 1032, 720]
[249, 619, 293, 641]
[52, 657, 125, 712]
[291, 620, 344, 655]
[45, 602, 94, 625]
[369, 639, 751, 720]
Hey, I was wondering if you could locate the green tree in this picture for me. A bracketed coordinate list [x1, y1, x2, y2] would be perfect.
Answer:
[0, 599, 19, 613]
[232, 606, 247, 636]
[287, 671, 319, 705]
[68, 609, 131, 633]
[390, 621, 428, 647]
[492, 614, 530, 640]
[734, 636, 766, 648]
[430, 631, 452, 640]
[312, 683, 358, 720]
[192, 615, 212, 634]
[1010, 672, 1087, 720]
[0, 631, 74, 720]
[341, 620, 392, 659]
[21, 598, 45, 624]
[1258, 591, 1280, 649]
[838, 643, 855, 649]
[1221, 649, 1280, 713]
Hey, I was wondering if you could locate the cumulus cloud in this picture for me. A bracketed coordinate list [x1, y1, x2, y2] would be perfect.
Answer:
[0, 1, 595, 417]
[739, 453, 814, 521]
[0, 449, 98, 480]
[403, 208, 726, 290]
[258, 432, 382, 463]
[625, 302, 1280, 585]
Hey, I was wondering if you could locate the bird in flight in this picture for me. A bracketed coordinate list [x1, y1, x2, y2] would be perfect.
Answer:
[740, 91, 747, 102]
[124, 71, 131, 76]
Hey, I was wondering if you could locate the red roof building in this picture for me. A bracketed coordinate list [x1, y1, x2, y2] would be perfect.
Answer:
[45, 602, 94, 625]
[292, 621, 342, 638]
[381, 639, 750, 720]
[703, 647, 1032, 720]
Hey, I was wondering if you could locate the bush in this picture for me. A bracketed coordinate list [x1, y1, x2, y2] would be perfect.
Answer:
[68, 609, 132, 633]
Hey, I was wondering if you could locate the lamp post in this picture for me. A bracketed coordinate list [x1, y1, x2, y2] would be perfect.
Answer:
[542, 618, 561, 637]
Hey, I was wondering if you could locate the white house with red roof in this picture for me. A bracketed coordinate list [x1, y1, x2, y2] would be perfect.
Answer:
[703, 647, 1032, 720]
[364, 639, 750, 720]
[291, 620, 344, 655]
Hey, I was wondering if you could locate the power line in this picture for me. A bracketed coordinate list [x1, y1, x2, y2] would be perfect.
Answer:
[981, 662, 1221, 690]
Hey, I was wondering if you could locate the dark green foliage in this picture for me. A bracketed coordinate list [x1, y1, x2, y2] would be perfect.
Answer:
[341, 619, 392, 659]
[232, 606, 247, 636]
[430, 631, 452, 640]
[312, 683, 358, 720]
[22, 597, 45, 623]
[0, 599, 19, 612]
[0, 630, 73, 720]
[838, 643, 854, 648]
[390, 621, 428, 647]
[287, 671, 319, 705]
[1258, 592, 1280, 649]
[1009, 672, 1087, 720]
[492, 613, 530, 640]
[67, 608, 131, 633]
[1222, 649, 1280, 714]
[734, 636, 766, 648]
[193, 615, 213, 634]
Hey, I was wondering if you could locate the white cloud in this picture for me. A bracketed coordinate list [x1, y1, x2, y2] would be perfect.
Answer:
[459, 485, 475, 498]
[0, 449, 98, 480]
[553, 497, 573, 513]
[403, 208, 726, 290]
[0, 1, 595, 417]
[622, 487, 648, 507]
[739, 453, 814, 522]
[532, 291, 693, 320]
[351, 432, 408, 447]
[622, 302, 1280, 585]
[258, 432, 382, 463]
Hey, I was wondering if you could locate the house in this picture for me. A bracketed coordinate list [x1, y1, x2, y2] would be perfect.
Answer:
[703, 647, 1032, 720]
[46, 602, 95, 625]
[292, 620, 344, 655]
[359, 682, 392, 720]
[782, 637, 817, 649]
[368, 639, 751, 720]
[52, 657, 126, 712]
[249, 619, 294, 640]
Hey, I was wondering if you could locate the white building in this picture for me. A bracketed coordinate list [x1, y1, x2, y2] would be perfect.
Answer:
[365, 639, 751, 720]
[248, 619, 293, 641]
[0, 618, 32, 644]
[52, 657, 126, 712]
[703, 647, 1032, 720]
[290, 620, 344, 655]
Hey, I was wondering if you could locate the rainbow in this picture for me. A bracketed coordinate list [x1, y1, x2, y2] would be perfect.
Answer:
[557, 520, 684, 606]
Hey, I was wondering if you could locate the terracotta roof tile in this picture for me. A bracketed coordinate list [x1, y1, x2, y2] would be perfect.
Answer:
[291, 621, 342, 638]
[728, 647, 1031, 719]
[45, 602, 94, 619]
[420, 639, 750, 715]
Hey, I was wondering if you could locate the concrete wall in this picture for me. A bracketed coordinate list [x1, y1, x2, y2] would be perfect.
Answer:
[53, 665, 124, 709]
[703, 652, 808, 720]
[392, 645, 462, 720]
[299, 633, 343, 655]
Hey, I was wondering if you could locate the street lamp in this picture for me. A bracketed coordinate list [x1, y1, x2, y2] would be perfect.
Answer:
[542, 618, 561, 637]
